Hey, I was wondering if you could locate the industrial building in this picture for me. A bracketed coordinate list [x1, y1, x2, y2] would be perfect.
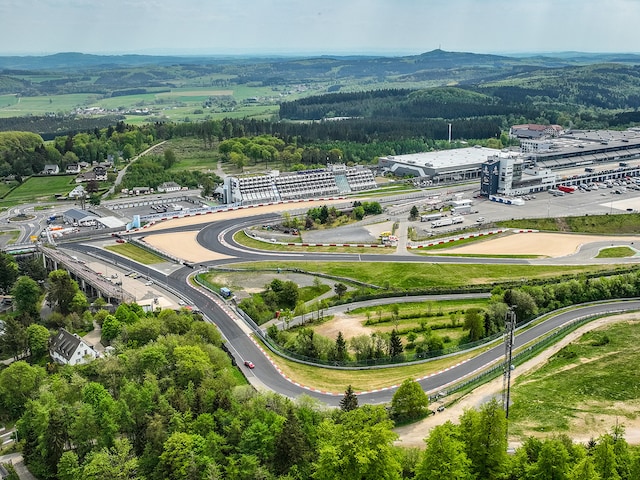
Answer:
[378, 146, 514, 183]
[483, 128, 640, 196]
[221, 164, 377, 204]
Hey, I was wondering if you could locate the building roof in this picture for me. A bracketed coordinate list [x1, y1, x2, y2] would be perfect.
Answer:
[50, 328, 90, 362]
[95, 216, 126, 228]
[64, 208, 94, 221]
[380, 146, 516, 171]
[159, 181, 181, 189]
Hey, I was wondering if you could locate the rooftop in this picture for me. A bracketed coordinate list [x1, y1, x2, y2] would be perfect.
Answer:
[380, 146, 517, 169]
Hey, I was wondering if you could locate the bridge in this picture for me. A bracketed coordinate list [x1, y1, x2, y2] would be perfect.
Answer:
[39, 245, 134, 305]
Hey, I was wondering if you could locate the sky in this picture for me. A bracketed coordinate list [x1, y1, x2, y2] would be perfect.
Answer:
[0, 0, 638, 57]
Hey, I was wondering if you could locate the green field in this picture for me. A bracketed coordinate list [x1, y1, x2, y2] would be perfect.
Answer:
[104, 243, 166, 265]
[0, 175, 76, 206]
[0, 93, 99, 118]
[596, 246, 636, 258]
[228, 261, 624, 290]
[509, 320, 640, 438]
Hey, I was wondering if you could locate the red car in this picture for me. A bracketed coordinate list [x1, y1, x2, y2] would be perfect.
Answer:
[244, 360, 255, 369]
[116, 239, 126, 243]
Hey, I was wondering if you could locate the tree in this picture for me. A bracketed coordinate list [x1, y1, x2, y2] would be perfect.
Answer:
[340, 385, 359, 412]
[86, 179, 99, 194]
[0, 317, 26, 359]
[391, 378, 429, 421]
[530, 439, 571, 480]
[0, 361, 45, 418]
[334, 282, 347, 299]
[569, 456, 600, 480]
[82, 439, 140, 480]
[389, 329, 404, 358]
[101, 314, 122, 343]
[273, 407, 311, 476]
[459, 398, 508, 480]
[57, 451, 80, 480]
[17, 255, 47, 282]
[593, 436, 621, 480]
[46, 269, 80, 315]
[464, 307, 485, 342]
[25, 324, 49, 358]
[69, 291, 89, 314]
[12, 275, 41, 321]
[163, 148, 177, 168]
[416, 421, 473, 480]
[157, 432, 212, 480]
[0, 252, 18, 294]
[313, 405, 400, 480]
[333, 331, 348, 362]
[409, 205, 420, 220]
[89, 193, 101, 206]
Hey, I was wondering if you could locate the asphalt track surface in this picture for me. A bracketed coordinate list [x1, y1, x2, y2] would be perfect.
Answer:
[67, 213, 640, 407]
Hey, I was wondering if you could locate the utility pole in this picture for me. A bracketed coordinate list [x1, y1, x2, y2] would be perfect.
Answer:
[502, 306, 517, 419]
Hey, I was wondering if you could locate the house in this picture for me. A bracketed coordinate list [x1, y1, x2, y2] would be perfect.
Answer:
[68, 185, 86, 199]
[76, 171, 96, 183]
[130, 186, 152, 195]
[66, 164, 81, 174]
[78, 161, 90, 170]
[50, 328, 99, 365]
[93, 166, 107, 181]
[43, 164, 60, 175]
[157, 181, 182, 193]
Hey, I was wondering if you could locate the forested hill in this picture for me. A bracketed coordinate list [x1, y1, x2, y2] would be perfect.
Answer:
[2, 49, 640, 91]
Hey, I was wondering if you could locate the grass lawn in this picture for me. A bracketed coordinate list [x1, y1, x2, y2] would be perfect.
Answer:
[234, 231, 394, 254]
[104, 243, 166, 265]
[499, 213, 640, 234]
[1, 175, 76, 205]
[508, 319, 640, 437]
[596, 246, 636, 258]
[228, 261, 625, 290]
[258, 336, 490, 393]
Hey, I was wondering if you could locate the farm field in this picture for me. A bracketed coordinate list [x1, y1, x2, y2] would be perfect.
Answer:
[0, 93, 98, 118]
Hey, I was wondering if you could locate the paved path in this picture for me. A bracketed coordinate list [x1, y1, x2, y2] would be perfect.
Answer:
[0, 453, 37, 480]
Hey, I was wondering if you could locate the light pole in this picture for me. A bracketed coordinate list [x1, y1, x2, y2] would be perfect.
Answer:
[502, 305, 517, 419]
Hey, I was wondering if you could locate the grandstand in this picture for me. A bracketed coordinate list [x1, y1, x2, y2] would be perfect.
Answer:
[221, 164, 377, 204]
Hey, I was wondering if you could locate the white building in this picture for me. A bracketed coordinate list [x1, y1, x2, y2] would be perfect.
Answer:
[157, 181, 182, 193]
[378, 146, 516, 183]
[222, 164, 376, 204]
[50, 328, 99, 366]
[43, 164, 60, 175]
[68, 185, 86, 199]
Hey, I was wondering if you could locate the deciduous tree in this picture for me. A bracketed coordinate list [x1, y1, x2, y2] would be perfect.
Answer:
[391, 378, 429, 421]
[313, 405, 400, 480]
[0, 252, 18, 294]
[416, 421, 472, 480]
[25, 323, 49, 358]
[12, 275, 41, 321]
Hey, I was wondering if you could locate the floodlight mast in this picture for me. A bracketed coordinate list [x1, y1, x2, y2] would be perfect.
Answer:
[502, 306, 517, 418]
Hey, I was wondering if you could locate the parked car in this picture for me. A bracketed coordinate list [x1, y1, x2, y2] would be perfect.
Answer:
[244, 360, 255, 369]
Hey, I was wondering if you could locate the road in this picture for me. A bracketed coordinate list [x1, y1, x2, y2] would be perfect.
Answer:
[63, 206, 640, 407]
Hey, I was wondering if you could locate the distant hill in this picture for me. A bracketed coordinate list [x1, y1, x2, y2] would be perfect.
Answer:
[1, 49, 638, 73]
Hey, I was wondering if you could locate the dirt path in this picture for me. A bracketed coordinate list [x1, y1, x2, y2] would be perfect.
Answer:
[394, 313, 640, 448]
